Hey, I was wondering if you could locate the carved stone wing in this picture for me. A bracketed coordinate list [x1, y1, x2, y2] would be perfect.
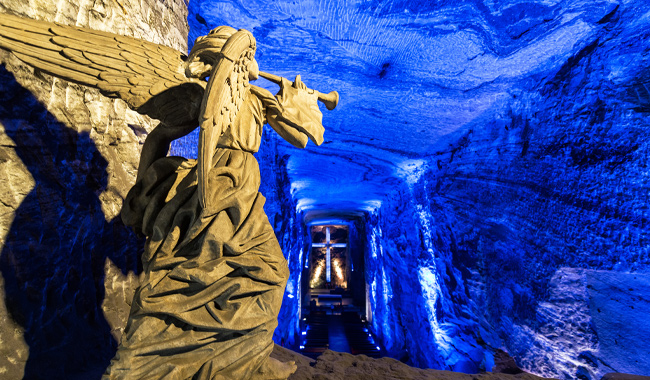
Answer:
[197, 30, 256, 212]
[0, 13, 205, 126]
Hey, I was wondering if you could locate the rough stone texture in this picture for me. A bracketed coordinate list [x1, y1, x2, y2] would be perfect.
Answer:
[271, 346, 559, 380]
[512, 268, 599, 378]
[360, 56, 650, 375]
[586, 271, 650, 376]
[363, 185, 502, 372]
[0, 0, 187, 378]
[404, 5, 650, 376]
[506, 269, 650, 379]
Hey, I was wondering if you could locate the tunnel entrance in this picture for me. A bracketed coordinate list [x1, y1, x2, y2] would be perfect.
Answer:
[299, 221, 383, 359]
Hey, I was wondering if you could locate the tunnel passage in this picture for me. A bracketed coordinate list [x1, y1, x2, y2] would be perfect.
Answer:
[294, 215, 385, 359]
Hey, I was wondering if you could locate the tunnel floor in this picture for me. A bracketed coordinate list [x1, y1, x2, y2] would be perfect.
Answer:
[327, 315, 351, 352]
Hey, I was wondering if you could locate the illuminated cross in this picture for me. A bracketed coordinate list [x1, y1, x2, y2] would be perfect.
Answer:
[312, 227, 347, 282]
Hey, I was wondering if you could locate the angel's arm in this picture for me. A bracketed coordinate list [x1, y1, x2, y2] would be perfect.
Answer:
[249, 86, 308, 148]
[267, 113, 309, 148]
[251, 78, 324, 148]
[275, 76, 325, 146]
[136, 123, 196, 182]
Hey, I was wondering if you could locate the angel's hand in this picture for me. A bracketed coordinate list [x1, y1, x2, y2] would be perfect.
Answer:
[151, 122, 197, 142]
[275, 75, 324, 145]
[136, 122, 197, 182]
[278, 75, 319, 106]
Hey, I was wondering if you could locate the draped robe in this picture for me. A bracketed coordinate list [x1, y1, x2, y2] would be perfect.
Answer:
[104, 91, 291, 379]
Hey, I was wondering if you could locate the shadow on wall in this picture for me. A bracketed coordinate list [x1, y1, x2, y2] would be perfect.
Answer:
[0, 65, 142, 379]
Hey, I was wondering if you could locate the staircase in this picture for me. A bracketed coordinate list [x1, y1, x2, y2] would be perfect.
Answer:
[299, 308, 383, 359]
[300, 310, 329, 359]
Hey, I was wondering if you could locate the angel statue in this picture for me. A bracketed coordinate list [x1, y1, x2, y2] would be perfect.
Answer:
[0, 12, 338, 380]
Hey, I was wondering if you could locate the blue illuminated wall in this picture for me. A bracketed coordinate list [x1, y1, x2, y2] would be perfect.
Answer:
[358, 2, 650, 377]
[362, 183, 500, 372]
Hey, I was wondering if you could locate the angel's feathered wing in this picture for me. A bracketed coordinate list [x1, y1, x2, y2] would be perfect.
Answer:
[197, 30, 256, 212]
[0, 12, 206, 126]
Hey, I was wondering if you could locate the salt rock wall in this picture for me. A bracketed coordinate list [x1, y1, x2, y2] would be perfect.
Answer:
[364, 182, 501, 373]
[0, 1, 188, 378]
[514, 268, 650, 378]
[364, 3, 649, 379]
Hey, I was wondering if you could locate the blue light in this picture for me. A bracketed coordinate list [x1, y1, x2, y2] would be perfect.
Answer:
[300, 345, 304, 350]
[301, 331, 306, 335]
[376, 346, 380, 350]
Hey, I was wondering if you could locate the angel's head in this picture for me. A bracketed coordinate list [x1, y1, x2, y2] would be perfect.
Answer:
[187, 26, 259, 81]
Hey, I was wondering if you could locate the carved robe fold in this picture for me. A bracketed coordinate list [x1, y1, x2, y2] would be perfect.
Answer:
[104, 149, 287, 379]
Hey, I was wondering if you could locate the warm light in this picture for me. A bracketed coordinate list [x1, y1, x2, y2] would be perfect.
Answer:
[332, 258, 344, 281]
[310, 260, 325, 288]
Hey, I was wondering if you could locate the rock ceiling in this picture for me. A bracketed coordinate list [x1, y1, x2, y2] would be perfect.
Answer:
[183, 0, 620, 214]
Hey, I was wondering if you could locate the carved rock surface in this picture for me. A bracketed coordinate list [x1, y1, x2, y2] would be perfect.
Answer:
[509, 269, 650, 379]
[0, 0, 187, 378]
[271, 345, 558, 380]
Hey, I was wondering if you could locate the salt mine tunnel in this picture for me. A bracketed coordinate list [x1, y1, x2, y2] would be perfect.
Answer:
[0, 0, 649, 379]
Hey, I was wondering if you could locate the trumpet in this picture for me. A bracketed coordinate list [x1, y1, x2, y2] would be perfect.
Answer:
[259, 71, 339, 111]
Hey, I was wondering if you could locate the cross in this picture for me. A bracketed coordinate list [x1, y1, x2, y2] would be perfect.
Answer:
[312, 226, 347, 282]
